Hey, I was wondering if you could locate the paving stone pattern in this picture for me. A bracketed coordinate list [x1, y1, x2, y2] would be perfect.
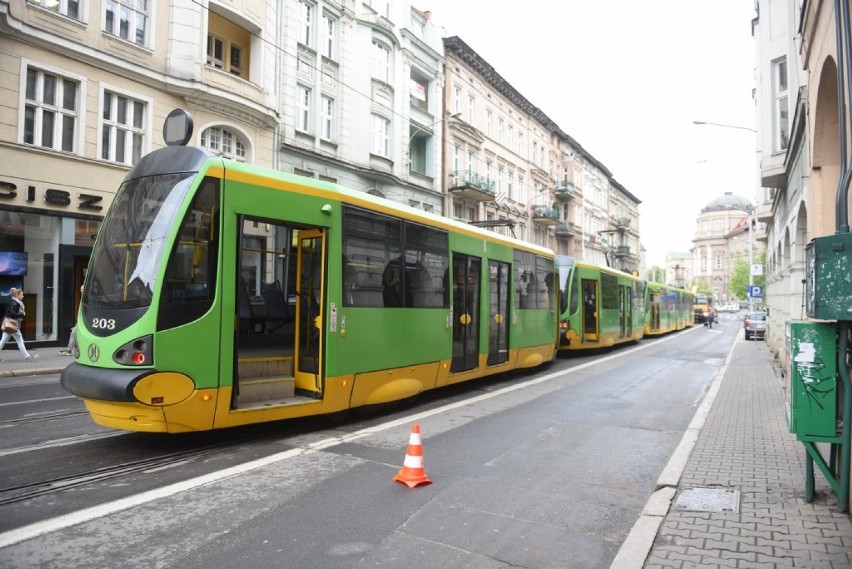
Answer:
[644, 340, 852, 568]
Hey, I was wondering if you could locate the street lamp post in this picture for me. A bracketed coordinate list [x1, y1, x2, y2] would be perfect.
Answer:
[409, 111, 461, 145]
[694, 119, 758, 306]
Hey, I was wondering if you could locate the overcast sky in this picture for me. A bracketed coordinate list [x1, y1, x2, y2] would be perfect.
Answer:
[422, 1, 758, 267]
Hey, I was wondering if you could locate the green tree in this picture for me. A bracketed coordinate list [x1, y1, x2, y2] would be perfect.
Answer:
[728, 250, 766, 301]
[729, 258, 749, 299]
[687, 278, 711, 296]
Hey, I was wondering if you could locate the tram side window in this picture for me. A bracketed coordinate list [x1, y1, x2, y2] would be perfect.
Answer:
[536, 256, 555, 310]
[160, 177, 220, 326]
[342, 207, 401, 308]
[404, 222, 448, 308]
[514, 250, 536, 309]
[513, 251, 554, 310]
[601, 273, 618, 309]
[569, 270, 580, 315]
[341, 206, 449, 308]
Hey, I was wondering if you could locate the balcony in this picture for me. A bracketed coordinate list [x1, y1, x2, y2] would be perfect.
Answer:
[555, 222, 575, 238]
[531, 205, 560, 226]
[554, 180, 575, 201]
[755, 200, 773, 223]
[448, 170, 495, 202]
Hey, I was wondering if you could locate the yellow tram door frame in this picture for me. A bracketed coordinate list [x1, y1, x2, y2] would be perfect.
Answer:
[294, 228, 326, 396]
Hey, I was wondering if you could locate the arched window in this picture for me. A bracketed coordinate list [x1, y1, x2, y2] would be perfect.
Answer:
[200, 126, 247, 161]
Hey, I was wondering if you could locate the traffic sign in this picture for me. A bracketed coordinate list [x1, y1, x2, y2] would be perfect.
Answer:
[749, 285, 763, 298]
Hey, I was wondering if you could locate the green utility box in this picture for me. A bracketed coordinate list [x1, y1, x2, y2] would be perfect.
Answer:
[785, 321, 840, 441]
[805, 233, 852, 320]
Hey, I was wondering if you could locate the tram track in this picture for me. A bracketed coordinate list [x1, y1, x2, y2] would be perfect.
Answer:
[0, 438, 256, 507]
[0, 409, 91, 428]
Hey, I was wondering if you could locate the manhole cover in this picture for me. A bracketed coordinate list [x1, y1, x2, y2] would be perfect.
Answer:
[675, 488, 740, 513]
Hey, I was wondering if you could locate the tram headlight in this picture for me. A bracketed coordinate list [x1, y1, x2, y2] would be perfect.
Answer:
[114, 335, 153, 366]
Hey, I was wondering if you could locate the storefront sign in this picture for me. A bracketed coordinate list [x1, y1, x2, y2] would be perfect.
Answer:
[0, 180, 104, 211]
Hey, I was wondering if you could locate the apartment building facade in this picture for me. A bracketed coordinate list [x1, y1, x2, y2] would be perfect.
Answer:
[441, 35, 561, 249]
[0, 0, 279, 347]
[753, 0, 848, 356]
[276, 0, 448, 211]
[0, 0, 643, 351]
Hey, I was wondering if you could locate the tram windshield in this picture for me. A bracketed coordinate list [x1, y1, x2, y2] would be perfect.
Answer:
[86, 173, 195, 309]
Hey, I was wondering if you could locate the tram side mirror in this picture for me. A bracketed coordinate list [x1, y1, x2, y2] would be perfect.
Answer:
[164, 109, 194, 147]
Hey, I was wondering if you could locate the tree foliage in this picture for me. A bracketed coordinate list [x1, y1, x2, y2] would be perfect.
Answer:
[728, 249, 766, 300]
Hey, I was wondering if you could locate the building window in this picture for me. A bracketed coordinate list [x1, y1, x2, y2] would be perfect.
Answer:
[410, 74, 428, 112]
[498, 118, 504, 144]
[321, 12, 336, 58]
[31, 0, 81, 19]
[297, 85, 312, 132]
[207, 35, 225, 69]
[229, 45, 242, 76]
[206, 12, 251, 79]
[517, 172, 525, 203]
[468, 96, 475, 124]
[320, 95, 334, 140]
[486, 110, 492, 137]
[23, 66, 79, 153]
[201, 126, 247, 161]
[104, 0, 148, 46]
[371, 40, 390, 83]
[100, 90, 146, 165]
[371, 114, 389, 156]
[299, 0, 313, 45]
[773, 58, 789, 152]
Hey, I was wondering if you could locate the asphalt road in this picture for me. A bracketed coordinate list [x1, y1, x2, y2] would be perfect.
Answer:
[0, 315, 743, 569]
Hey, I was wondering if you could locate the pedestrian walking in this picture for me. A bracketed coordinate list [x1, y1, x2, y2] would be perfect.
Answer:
[0, 288, 38, 361]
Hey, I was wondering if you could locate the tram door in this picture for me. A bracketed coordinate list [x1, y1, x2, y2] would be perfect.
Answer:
[582, 279, 598, 340]
[451, 254, 480, 373]
[620, 284, 632, 338]
[487, 260, 510, 365]
[295, 229, 325, 394]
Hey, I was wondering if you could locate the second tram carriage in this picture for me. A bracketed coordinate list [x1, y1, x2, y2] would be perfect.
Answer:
[555, 256, 694, 350]
[556, 256, 644, 350]
[60, 144, 558, 433]
[644, 282, 694, 336]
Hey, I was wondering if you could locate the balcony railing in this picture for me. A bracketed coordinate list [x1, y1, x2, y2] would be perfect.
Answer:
[554, 222, 575, 238]
[448, 170, 495, 202]
[531, 205, 560, 226]
[554, 180, 575, 201]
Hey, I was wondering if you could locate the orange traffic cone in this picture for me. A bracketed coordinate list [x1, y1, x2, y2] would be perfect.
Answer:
[393, 423, 432, 488]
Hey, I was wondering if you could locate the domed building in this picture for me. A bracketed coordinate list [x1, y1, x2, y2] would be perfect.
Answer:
[692, 192, 754, 303]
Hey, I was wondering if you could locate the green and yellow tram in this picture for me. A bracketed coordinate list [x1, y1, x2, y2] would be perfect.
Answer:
[556, 256, 645, 351]
[61, 138, 558, 433]
[643, 282, 694, 336]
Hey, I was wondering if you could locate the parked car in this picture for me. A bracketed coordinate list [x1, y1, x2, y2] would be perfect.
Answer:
[743, 311, 767, 340]
[718, 303, 741, 313]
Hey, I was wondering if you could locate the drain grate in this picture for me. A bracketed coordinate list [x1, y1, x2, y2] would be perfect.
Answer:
[675, 487, 740, 513]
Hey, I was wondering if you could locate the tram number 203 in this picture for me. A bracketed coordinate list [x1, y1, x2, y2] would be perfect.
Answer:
[91, 318, 117, 331]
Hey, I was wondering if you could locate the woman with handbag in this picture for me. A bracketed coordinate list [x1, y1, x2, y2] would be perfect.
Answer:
[0, 288, 38, 361]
